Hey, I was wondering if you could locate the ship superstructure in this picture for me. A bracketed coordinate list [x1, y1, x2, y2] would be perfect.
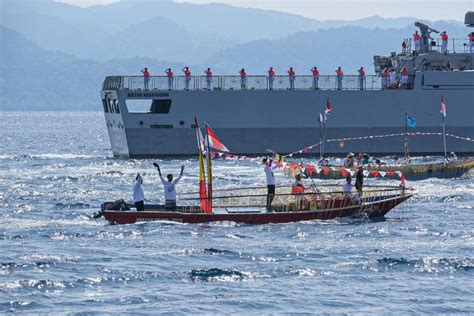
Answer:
[101, 15, 474, 158]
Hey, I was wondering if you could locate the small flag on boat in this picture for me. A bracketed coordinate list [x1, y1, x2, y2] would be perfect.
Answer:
[440, 96, 447, 118]
[405, 112, 416, 128]
[205, 124, 230, 152]
[194, 117, 206, 152]
[325, 97, 332, 114]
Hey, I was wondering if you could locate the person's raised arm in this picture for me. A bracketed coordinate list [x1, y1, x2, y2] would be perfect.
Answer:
[153, 162, 165, 182]
[173, 165, 185, 184]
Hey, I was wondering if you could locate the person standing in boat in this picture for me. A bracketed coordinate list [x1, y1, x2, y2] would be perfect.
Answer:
[343, 176, 353, 194]
[288, 67, 296, 90]
[141, 67, 150, 90]
[318, 154, 329, 166]
[165, 68, 174, 90]
[268, 67, 276, 90]
[154, 163, 184, 211]
[343, 153, 354, 168]
[263, 158, 277, 210]
[355, 166, 364, 197]
[182, 67, 191, 90]
[291, 174, 307, 210]
[133, 173, 145, 212]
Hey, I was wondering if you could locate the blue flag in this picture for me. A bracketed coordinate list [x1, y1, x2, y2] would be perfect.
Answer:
[405, 112, 416, 128]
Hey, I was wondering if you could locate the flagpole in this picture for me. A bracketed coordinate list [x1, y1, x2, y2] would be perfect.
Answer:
[442, 115, 447, 160]
[404, 112, 409, 161]
[322, 117, 327, 158]
[205, 123, 213, 212]
[318, 114, 322, 159]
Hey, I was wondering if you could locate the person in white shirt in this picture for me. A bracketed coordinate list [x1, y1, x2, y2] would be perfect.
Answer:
[263, 157, 278, 210]
[133, 173, 145, 211]
[343, 176, 353, 194]
[154, 163, 184, 211]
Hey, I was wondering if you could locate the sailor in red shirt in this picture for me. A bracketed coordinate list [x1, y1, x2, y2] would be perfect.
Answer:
[469, 32, 474, 53]
[441, 31, 448, 53]
[268, 67, 275, 90]
[382, 68, 390, 89]
[287, 67, 296, 90]
[204, 67, 212, 90]
[358, 66, 365, 90]
[182, 67, 191, 90]
[165, 68, 174, 90]
[239, 68, 247, 89]
[413, 31, 421, 52]
[401, 66, 409, 88]
[311, 66, 319, 89]
[141, 67, 150, 90]
[335, 66, 344, 90]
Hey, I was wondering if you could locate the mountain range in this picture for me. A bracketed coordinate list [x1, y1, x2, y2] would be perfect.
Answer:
[0, 0, 469, 110]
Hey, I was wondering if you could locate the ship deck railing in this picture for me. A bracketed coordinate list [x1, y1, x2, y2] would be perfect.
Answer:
[103, 74, 416, 91]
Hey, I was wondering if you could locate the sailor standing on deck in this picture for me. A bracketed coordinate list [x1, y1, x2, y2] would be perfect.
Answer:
[239, 68, 247, 89]
[133, 173, 145, 212]
[205, 68, 213, 90]
[165, 68, 174, 90]
[382, 68, 389, 89]
[401, 66, 409, 89]
[358, 66, 365, 90]
[268, 67, 275, 90]
[154, 163, 184, 211]
[335, 67, 344, 90]
[441, 31, 449, 53]
[413, 31, 421, 52]
[182, 67, 191, 90]
[311, 66, 319, 89]
[141, 67, 150, 90]
[288, 67, 296, 90]
[469, 32, 474, 53]
[263, 158, 278, 210]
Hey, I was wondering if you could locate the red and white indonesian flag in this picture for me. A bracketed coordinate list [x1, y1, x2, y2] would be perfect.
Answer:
[195, 117, 206, 152]
[206, 124, 230, 152]
[440, 96, 447, 118]
[325, 97, 332, 114]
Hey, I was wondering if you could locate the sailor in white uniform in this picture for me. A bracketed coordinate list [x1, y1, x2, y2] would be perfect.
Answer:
[154, 163, 184, 211]
[133, 173, 145, 211]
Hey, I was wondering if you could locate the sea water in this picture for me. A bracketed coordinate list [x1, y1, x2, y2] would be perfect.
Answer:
[0, 112, 473, 313]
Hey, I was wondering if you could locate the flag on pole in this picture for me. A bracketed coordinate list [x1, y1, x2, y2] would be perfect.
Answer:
[194, 117, 211, 213]
[405, 113, 416, 128]
[325, 97, 332, 114]
[205, 124, 230, 152]
[205, 125, 213, 212]
[440, 96, 447, 119]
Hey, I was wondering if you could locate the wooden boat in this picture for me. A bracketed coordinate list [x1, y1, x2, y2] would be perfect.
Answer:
[284, 158, 474, 181]
[100, 185, 413, 225]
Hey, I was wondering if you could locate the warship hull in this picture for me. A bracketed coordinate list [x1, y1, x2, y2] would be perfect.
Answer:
[102, 72, 474, 157]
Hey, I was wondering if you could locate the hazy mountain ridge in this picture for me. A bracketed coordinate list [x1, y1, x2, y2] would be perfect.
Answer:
[0, 0, 469, 110]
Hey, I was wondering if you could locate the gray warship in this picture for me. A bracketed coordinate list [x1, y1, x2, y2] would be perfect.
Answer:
[101, 13, 474, 158]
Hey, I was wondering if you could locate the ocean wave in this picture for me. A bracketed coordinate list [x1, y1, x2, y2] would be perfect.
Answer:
[188, 268, 259, 282]
[336, 256, 474, 273]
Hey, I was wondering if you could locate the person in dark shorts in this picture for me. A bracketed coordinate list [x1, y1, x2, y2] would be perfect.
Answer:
[263, 158, 277, 210]
[355, 166, 364, 197]
[133, 173, 145, 211]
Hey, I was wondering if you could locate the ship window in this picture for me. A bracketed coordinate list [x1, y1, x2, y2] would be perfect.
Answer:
[107, 98, 114, 113]
[150, 124, 173, 128]
[150, 99, 172, 114]
[102, 99, 109, 113]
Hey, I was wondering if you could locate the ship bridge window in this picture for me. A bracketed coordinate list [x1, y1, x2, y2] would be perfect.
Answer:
[102, 99, 109, 113]
[126, 99, 172, 114]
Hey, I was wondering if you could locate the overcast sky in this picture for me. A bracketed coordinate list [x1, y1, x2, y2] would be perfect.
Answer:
[56, 0, 473, 21]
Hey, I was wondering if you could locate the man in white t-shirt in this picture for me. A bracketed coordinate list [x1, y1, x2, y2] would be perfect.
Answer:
[343, 176, 353, 194]
[154, 163, 184, 211]
[133, 173, 145, 211]
[263, 158, 278, 210]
